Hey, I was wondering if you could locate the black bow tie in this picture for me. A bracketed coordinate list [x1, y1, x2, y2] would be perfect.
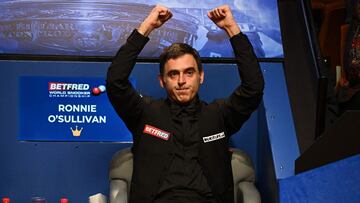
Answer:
[168, 97, 200, 118]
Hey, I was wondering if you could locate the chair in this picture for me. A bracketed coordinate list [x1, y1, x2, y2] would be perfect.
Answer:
[230, 148, 261, 203]
[109, 147, 261, 203]
[109, 148, 133, 203]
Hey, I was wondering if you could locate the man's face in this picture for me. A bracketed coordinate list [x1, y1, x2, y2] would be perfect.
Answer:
[159, 54, 204, 104]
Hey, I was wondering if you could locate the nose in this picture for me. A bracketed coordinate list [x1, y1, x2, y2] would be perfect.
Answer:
[178, 73, 186, 86]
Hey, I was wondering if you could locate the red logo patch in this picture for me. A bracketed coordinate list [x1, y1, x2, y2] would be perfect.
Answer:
[143, 124, 170, 141]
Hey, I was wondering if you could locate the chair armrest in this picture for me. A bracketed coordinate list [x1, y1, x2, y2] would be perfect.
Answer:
[236, 181, 261, 203]
[109, 179, 128, 203]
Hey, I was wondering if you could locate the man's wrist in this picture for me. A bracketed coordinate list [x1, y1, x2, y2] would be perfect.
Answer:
[137, 23, 154, 37]
[224, 24, 241, 38]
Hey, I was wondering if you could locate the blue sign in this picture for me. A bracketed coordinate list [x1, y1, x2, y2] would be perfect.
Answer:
[19, 76, 133, 142]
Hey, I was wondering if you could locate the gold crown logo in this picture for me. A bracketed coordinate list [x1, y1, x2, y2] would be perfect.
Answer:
[70, 126, 83, 137]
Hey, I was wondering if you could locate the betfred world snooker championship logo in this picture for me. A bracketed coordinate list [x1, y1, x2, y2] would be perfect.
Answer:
[48, 82, 106, 98]
[47, 81, 107, 137]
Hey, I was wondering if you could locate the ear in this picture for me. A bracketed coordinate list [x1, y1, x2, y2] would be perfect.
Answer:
[199, 70, 204, 84]
[158, 74, 165, 88]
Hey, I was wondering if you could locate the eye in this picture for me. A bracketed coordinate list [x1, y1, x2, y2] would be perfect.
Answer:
[168, 71, 178, 79]
[185, 69, 195, 76]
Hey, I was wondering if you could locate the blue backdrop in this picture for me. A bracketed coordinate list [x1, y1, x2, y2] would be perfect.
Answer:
[0, 61, 291, 202]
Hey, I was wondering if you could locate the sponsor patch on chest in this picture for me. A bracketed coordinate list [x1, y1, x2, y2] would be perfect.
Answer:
[143, 124, 170, 141]
[203, 132, 225, 143]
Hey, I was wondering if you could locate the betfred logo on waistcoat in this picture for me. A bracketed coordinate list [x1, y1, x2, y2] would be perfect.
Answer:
[143, 124, 170, 141]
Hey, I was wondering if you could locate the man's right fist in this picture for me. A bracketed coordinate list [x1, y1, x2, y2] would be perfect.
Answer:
[138, 5, 172, 37]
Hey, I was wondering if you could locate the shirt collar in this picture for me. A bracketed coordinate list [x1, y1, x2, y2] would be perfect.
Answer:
[166, 95, 201, 117]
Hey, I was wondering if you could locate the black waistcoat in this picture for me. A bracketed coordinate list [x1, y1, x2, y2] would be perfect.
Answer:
[129, 99, 234, 203]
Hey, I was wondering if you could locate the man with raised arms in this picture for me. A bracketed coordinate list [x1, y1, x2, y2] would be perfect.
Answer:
[107, 4, 264, 203]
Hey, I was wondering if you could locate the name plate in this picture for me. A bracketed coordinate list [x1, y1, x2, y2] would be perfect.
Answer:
[19, 76, 134, 142]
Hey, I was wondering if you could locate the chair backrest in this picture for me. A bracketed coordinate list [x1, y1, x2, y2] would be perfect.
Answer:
[230, 148, 260, 203]
[109, 147, 133, 201]
[109, 147, 260, 203]
[230, 148, 256, 183]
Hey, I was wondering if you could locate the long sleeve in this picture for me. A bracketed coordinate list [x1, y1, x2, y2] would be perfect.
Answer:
[106, 30, 149, 132]
[221, 32, 265, 135]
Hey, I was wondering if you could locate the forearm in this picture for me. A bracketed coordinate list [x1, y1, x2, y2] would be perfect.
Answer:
[106, 30, 149, 129]
[107, 29, 149, 89]
[207, 4, 263, 93]
[230, 33, 264, 97]
[221, 33, 264, 135]
[137, 22, 155, 37]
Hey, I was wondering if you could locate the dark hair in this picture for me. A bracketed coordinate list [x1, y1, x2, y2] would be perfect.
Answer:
[159, 43, 202, 75]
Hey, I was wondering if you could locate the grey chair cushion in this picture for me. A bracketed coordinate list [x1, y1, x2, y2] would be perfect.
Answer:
[109, 147, 133, 202]
[109, 147, 261, 203]
[109, 179, 128, 203]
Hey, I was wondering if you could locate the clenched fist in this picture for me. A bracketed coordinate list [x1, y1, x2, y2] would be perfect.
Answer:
[138, 5, 173, 37]
[208, 5, 241, 37]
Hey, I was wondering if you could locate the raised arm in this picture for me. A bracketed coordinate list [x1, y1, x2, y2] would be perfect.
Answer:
[208, 5, 265, 135]
[106, 5, 172, 131]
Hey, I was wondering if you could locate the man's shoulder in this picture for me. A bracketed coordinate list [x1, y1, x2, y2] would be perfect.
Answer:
[205, 98, 226, 106]
[200, 98, 226, 111]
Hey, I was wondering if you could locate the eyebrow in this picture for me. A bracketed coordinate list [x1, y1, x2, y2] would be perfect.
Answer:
[167, 67, 196, 74]
[184, 67, 196, 72]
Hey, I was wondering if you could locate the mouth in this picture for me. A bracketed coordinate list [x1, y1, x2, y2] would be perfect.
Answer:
[176, 88, 189, 94]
